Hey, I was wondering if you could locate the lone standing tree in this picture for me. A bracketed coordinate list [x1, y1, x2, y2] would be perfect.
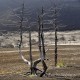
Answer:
[48, 3, 59, 67]
[53, 3, 62, 67]
[54, 6, 58, 67]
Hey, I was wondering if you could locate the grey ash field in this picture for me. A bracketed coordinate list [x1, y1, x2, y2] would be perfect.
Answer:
[0, 45, 80, 80]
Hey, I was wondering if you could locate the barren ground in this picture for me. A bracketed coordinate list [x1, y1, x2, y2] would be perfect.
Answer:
[0, 45, 80, 80]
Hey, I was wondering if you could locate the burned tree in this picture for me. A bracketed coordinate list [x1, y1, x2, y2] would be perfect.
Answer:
[54, 6, 58, 67]
[18, 2, 34, 75]
[37, 7, 48, 77]
[46, 3, 61, 67]
[18, 3, 48, 77]
[18, 3, 31, 66]
[41, 7, 46, 59]
[53, 4, 63, 67]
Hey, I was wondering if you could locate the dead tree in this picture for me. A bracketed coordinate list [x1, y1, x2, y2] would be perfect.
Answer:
[18, 4, 45, 76]
[41, 7, 46, 59]
[37, 7, 48, 77]
[54, 7, 58, 67]
[18, 2, 48, 77]
[28, 28, 43, 75]
[18, 2, 33, 75]
[52, 3, 62, 67]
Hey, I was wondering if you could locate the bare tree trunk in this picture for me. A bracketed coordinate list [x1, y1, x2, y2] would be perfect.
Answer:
[41, 7, 46, 59]
[37, 7, 47, 77]
[38, 15, 42, 60]
[19, 3, 24, 48]
[54, 23, 58, 67]
[41, 24, 46, 59]
[54, 8, 58, 67]
[29, 30, 33, 74]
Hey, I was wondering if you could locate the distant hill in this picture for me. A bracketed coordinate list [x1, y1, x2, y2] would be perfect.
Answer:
[0, 0, 80, 31]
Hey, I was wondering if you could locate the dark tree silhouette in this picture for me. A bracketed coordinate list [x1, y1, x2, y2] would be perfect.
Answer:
[54, 6, 58, 67]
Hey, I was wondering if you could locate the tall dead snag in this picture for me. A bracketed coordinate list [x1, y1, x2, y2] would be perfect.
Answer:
[19, 3, 24, 48]
[38, 7, 47, 77]
[18, 3, 46, 75]
[49, 0, 63, 67]
[18, 2, 48, 77]
[54, 7, 58, 67]
[41, 7, 46, 59]
[18, 3, 31, 66]
[53, 4, 61, 67]
[49, 1, 59, 67]
[18, 3, 34, 75]
[40, 7, 47, 77]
